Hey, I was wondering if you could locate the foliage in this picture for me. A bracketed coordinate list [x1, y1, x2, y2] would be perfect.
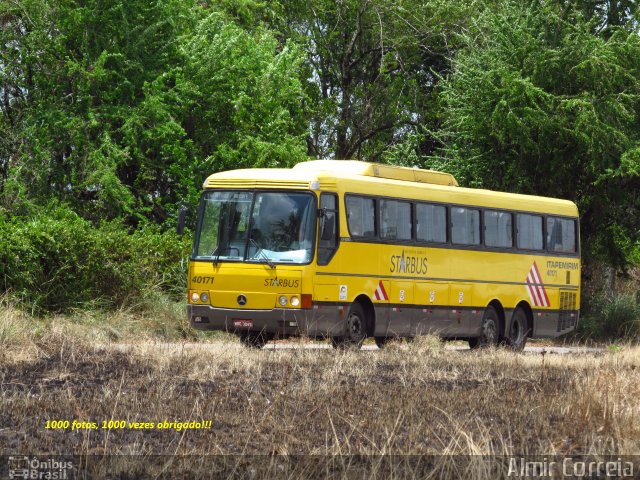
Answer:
[179, 12, 309, 172]
[270, 0, 480, 162]
[578, 292, 640, 341]
[0, 205, 191, 313]
[433, 0, 640, 268]
[0, 0, 194, 223]
[120, 11, 310, 223]
[0, 0, 309, 227]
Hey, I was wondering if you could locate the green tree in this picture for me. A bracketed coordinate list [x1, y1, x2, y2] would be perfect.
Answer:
[0, 1, 309, 225]
[123, 12, 309, 221]
[179, 12, 309, 172]
[433, 0, 640, 267]
[274, 0, 479, 162]
[1, 0, 198, 221]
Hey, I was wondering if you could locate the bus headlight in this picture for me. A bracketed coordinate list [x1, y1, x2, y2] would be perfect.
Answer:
[200, 292, 209, 303]
[278, 295, 288, 306]
[191, 292, 200, 303]
[290, 296, 300, 307]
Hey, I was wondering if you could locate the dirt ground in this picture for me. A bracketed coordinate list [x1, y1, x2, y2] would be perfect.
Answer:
[1, 335, 639, 478]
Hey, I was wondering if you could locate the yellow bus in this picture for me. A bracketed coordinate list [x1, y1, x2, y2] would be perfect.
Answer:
[187, 160, 580, 349]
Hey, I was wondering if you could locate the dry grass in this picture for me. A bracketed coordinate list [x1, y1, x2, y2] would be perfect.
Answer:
[0, 293, 216, 354]
[2, 300, 640, 478]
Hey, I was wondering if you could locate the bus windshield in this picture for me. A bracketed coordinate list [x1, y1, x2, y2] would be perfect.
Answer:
[194, 191, 316, 264]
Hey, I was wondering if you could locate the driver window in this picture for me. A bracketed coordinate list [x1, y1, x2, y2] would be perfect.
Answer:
[318, 193, 339, 265]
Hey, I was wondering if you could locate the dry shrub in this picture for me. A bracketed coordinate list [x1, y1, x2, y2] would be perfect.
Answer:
[0, 297, 41, 361]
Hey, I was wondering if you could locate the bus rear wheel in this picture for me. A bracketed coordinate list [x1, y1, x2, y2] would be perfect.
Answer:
[469, 305, 499, 349]
[506, 307, 529, 351]
[240, 331, 270, 349]
[331, 303, 367, 350]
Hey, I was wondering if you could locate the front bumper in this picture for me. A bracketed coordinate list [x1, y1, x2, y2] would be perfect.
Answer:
[188, 304, 343, 337]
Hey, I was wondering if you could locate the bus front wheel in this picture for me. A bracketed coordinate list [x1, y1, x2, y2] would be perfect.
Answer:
[469, 305, 499, 349]
[506, 308, 529, 351]
[331, 303, 367, 350]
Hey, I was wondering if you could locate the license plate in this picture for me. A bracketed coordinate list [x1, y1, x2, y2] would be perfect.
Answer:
[233, 320, 253, 328]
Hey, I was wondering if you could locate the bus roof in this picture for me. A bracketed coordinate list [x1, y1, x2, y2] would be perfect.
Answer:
[204, 160, 578, 217]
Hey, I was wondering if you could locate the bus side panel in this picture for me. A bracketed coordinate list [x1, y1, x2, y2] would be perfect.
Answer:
[413, 282, 450, 336]
[372, 279, 390, 336]
[388, 279, 414, 336]
[310, 283, 343, 337]
[447, 283, 475, 336]
[532, 287, 580, 337]
[533, 287, 558, 336]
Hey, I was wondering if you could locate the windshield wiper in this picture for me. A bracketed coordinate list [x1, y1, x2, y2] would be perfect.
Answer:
[249, 238, 275, 269]
[212, 245, 222, 267]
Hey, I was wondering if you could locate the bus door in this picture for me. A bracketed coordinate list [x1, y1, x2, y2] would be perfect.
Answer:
[413, 282, 450, 336]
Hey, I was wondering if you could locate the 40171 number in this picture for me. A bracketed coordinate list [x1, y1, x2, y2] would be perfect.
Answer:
[191, 276, 214, 284]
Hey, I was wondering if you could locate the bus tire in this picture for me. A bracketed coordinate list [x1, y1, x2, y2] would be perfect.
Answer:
[469, 305, 499, 349]
[240, 331, 269, 349]
[331, 302, 367, 350]
[506, 307, 529, 351]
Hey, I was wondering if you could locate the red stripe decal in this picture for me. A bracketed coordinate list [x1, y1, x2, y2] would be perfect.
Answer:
[525, 261, 550, 307]
[378, 281, 388, 301]
[527, 272, 542, 306]
[531, 261, 550, 307]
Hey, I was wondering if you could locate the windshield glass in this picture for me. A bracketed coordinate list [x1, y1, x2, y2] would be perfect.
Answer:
[194, 191, 316, 264]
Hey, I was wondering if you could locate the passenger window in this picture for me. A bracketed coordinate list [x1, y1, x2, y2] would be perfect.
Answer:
[517, 214, 543, 250]
[380, 199, 411, 240]
[416, 203, 446, 243]
[484, 210, 513, 248]
[451, 207, 480, 245]
[547, 217, 576, 253]
[346, 196, 375, 238]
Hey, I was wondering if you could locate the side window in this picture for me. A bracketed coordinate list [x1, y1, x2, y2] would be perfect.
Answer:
[380, 199, 411, 240]
[484, 210, 513, 248]
[547, 217, 576, 253]
[317, 193, 339, 265]
[451, 207, 480, 245]
[416, 203, 447, 243]
[517, 214, 543, 250]
[346, 196, 375, 238]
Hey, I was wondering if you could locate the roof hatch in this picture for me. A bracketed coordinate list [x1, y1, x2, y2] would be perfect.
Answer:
[292, 160, 458, 187]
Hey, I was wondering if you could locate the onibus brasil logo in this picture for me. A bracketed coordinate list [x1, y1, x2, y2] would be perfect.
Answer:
[8, 456, 73, 479]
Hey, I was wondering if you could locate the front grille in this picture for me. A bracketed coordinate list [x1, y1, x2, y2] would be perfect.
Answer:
[557, 291, 577, 332]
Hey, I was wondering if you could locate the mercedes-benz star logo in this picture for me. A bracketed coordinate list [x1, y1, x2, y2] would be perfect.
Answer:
[237, 294, 247, 306]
